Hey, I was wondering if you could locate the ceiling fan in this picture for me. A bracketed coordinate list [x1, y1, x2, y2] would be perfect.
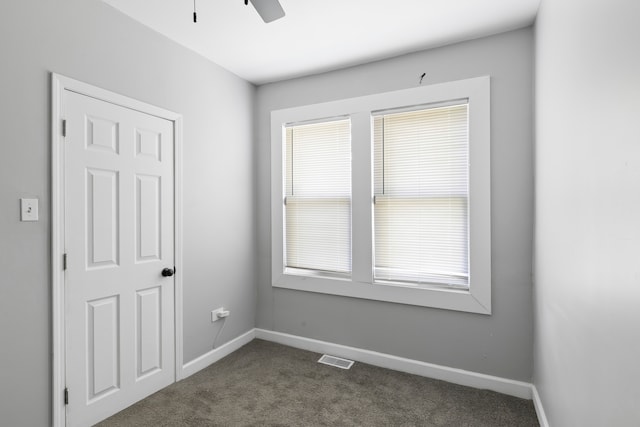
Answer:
[193, 0, 286, 23]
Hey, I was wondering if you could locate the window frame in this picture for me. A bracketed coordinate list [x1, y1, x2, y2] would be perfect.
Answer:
[283, 118, 353, 277]
[372, 101, 471, 288]
[271, 76, 491, 314]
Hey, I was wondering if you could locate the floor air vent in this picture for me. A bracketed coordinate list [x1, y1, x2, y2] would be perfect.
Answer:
[318, 354, 354, 370]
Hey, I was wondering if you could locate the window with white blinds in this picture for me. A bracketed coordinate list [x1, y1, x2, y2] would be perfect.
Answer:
[284, 119, 352, 275]
[271, 76, 490, 313]
[373, 103, 469, 288]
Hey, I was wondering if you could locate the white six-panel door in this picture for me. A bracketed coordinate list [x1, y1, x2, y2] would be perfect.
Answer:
[64, 90, 175, 426]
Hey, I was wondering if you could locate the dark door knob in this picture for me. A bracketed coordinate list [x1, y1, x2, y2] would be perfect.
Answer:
[161, 268, 175, 277]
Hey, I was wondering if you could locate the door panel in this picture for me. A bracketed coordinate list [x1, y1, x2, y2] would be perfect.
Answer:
[135, 128, 161, 161]
[64, 90, 175, 427]
[86, 115, 119, 154]
[136, 174, 161, 261]
[136, 286, 162, 379]
[87, 296, 120, 401]
[87, 168, 119, 268]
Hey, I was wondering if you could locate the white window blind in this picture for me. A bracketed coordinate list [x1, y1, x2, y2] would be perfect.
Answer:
[284, 119, 351, 275]
[373, 102, 469, 287]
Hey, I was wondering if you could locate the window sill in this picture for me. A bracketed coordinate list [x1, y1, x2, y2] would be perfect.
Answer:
[272, 273, 491, 315]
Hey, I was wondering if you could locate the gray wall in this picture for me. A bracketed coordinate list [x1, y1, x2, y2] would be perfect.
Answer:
[0, 1, 256, 425]
[255, 28, 534, 381]
[534, 0, 640, 425]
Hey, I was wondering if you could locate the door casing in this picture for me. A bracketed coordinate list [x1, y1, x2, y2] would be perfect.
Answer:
[51, 73, 184, 427]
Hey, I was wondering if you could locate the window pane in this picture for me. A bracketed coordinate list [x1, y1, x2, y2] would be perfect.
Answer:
[374, 196, 468, 286]
[285, 119, 351, 274]
[286, 120, 351, 197]
[286, 197, 351, 273]
[373, 103, 469, 287]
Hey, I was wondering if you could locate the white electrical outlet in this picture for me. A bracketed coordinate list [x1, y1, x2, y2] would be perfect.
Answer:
[211, 307, 230, 322]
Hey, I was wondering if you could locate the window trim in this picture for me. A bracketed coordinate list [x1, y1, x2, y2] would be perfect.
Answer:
[271, 76, 491, 314]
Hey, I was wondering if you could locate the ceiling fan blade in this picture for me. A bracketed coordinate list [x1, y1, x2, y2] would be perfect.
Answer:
[250, 0, 285, 23]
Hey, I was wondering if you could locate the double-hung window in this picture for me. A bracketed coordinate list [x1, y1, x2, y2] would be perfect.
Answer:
[284, 119, 352, 277]
[271, 77, 491, 314]
[373, 103, 469, 288]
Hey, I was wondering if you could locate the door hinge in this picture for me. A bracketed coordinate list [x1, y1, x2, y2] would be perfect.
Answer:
[64, 388, 69, 405]
[62, 120, 67, 137]
[63, 253, 67, 271]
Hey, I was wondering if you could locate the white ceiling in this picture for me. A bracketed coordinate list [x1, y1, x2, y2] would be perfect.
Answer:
[103, 0, 540, 85]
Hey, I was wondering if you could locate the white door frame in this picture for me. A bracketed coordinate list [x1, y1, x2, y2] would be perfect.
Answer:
[51, 73, 184, 427]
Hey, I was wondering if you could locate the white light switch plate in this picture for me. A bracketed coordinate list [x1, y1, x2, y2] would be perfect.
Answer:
[20, 198, 39, 221]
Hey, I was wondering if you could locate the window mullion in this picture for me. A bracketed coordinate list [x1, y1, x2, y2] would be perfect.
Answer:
[351, 112, 373, 284]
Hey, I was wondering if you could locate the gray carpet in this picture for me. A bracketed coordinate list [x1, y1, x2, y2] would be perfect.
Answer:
[98, 339, 539, 426]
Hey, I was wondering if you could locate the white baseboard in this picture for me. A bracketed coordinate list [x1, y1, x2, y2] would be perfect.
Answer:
[255, 328, 533, 400]
[532, 385, 550, 427]
[179, 328, 535, 408]
[180, 329, 255, 380]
